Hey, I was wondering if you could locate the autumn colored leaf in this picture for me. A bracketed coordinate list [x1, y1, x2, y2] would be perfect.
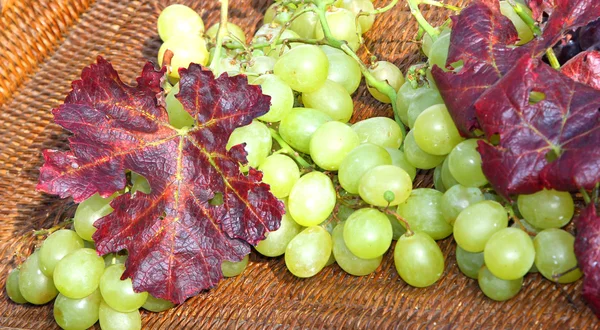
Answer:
[475, 56, 600, 198]
[37, 57, 284, 304]
[575, 203, 600, 318]
[562, 51, 600, 90]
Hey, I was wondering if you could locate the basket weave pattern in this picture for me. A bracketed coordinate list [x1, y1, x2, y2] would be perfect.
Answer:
[0, 0, 598, 328]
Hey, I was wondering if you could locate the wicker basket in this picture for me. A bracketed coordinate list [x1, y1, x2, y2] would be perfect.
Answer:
[0, 0, 597, 328]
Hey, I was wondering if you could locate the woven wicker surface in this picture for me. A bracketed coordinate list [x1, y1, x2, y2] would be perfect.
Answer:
[0, 0, 597, 328]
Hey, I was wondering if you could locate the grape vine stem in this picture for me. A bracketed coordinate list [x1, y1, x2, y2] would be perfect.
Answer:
[209, 0, 230, 74]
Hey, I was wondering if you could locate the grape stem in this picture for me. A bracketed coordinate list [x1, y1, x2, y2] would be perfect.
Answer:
[580, 188, 592, 205]
[209, 0, 230, 74]
[359, 0, 399, 16]
[32, 218, 74, 237]
[269, 128, 312, 168]
[419, 0, 461, 12]
[507, 207, 536, 236]
[383, 208, 413, 236]
[406, 0, 439, 39]
[509, 1, 542, 36]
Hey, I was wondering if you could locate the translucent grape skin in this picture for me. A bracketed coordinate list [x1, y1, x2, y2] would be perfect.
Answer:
[394, 232, 445, 287]
[53, 248, 105, 299]
[478, 265, 523, 301]
[252, 74, 294, 123]
[288, 171, 336, 227]
[165, 83, 195, 128]
[321, 45, 362, 94]
[440, 184, 485, 225]
[39, 229, 84, 277]
[273, 44, 329, 93]
[100, 264, 149, 313]
[18, 251, 58, 305]
[413, 104, 463, 156]
[258, 154, 300, 199]
[302, 80, 354, 123]
[484, 228, 535, 280]
[352, 117, 404, 149]
[366, 61, 405, 103]
[403, 130, 445, 169]
[255, 203, 303, 257]
[397, 188, 453, 240]
[142, 294, 176, 312]
[517, 189, 574, 229]
[6, 268, 27, 304]
[456, 246, 484, 279]
[221, 255, 250, 277]
[533, 229, 582, 283]
[447, 139, 488, 187]
[74, 192, 118, 242]
[157, 4, 204, 42]
[279, 107, 333, 154]
[332, 222, 382, 276]
[99, 300, 142, 330]
[315, 7, 362, 51]
[343, 208, 393, 259]
[285, 226, 333, 278]
[310, 121, 360, 171]
[158, 34, 209, 81]
[338, 143, 392, 194]
[385, 147, 417, 181]
[53, 290, 102, 330]
[226, 120, 272, 169]
[453, 200, 509, 252]
[358, 165, 413, 207]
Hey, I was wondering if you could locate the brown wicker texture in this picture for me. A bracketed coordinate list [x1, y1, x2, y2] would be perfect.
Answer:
[0, 0, 597, 328]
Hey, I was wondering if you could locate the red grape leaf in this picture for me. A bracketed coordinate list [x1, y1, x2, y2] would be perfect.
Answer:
[526, 0, 556, 20]
[36, 57, 283, 304]
[562, 51, 600, 90]
[575, 203, 600, 318]
[475, 56, 600, 198]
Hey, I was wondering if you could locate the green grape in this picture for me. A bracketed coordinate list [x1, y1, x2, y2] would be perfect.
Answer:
[343, 208, 393, 259]
[454, 200, 508, 252]
[517, 189, 574, 229]
[288, 171, 336, 226]
[456, 246, 484, 279]
[273, 45, 329, 93]
[315, 8, 362, 51]
[499, 1, 534, 45]
[403, 130, 445, 169]
[53, 290, 101, 330]
[533, 229, 582, 283]
[413, 104, 463, 155]
[385, 148, 417, 181]
[510, 219, 542, 235]
[279, 107, 332, 154]
[478, 265, 522, 301]
[352, 117, 404, 149]
[206, 22, 247, 46]
[366, 61, 404, 103]
[226, 120, 272, 169]
[285, 226, 333, 278]
[256, 202, 303, 257]
[340, 0, 375, 33]
[53, 248, 105, 299]
[258, 154, 300, 199]
[433, 164, 445, 192]
[396, 80, 444, 128]
[441, 157, 459, 191]
[388, 214, 407, 240]
[222, 255, 250, 277]
[484, 228, 535, 280]
[263, 3, 295, 24]
[18, 251, 58, 304]
[246, 56, 276, 76]
[131, 172, 151, 195]
[440, 184, 485, 225]
[421, 32, 433, 57]
[6, 268, 27, 304]
[142, 294, 175, 312]
[321, 45, 362, 94]
[158, 34, 209, 81]
[358, 165, 412, 207]
[289, 4, 319, 39]
[157, 4, 204, 42]
[309, 121, 360, 171]
[99, 300, 142, 330]
[448, 139, 488, 187]
[103, 252, 128, 268]
[397, 188, 453, 240]
[39, 229, 84, 278]
[259, 27, 302, 59]
[214, 57, 242, 77]
[332, 222, 382, 276]
[100, 264, 148, 312]
[252, 74, 294, 123]
[302, 80, 354, 123]
[74, 192, 118, 242]
[394, 232, 444, 287]
[338, 143, 392, 194]
[428, 29, 451, 71]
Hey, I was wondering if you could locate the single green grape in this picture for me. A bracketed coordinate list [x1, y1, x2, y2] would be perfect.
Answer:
[310, 121, 360, 171]
[421, 33, 434, 58]
[339, 143, 392, 194]
[315, 7, 362, 51]
[448, 139, 488, 187]
[533, 229, 582, 283]
[259, 154, 300, 199]
[517, 189, 574, 229]
[222, 255, 250, 277]
[321, 45, 362, 94]
[384, 147, 417, 181]
[358, 165, 413, 207]
[158, 34, 209, 81]
[413, 104, 463, 156]
[440, 184, 485, 225]
[478, 265, 523, 301]
[340, 0, 375, 33]
[403, 130, 445, 169]
[226, 120, 272, 169]
[429, 29, 452, 71]
[18, 251, 58, 305]
[440, 156, 459, 190]
[142, 294, 176, 312]
[394, 232, 444, 287]
[285, 226, 332, 278]
[252, 74, 294, 123]
[74, 192, 118, 242]
[484, 228, 535, 280]
[397, 188, 453, 240]
[366, 61, 404, 103]
[53, 290, 102, 330]
[246, 56, 276, 76]
[343, 208, 393, 259]
[6, 268, 27, 304]
[289, 4, 319, 39]
[100, 264, 148, 312]
[99, 300, 142, 330]
[332, 222, 382, 276]
[256, 202, 303, 257]
[455, 246, 484, 279]
[39, 229, 84, 277]
[302, 80, 354, 123]
[279, 107, 332, 154]
[206, 22, 247, 46]
[273, 45, 329, 93]
[433, 164, 446, 192]
[288, 171, 336, 227]
[157, 4, 204, 42]
[453, 200, 508, 252]
[352, 117, 404, 149]
[53, 248, 105, 299]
